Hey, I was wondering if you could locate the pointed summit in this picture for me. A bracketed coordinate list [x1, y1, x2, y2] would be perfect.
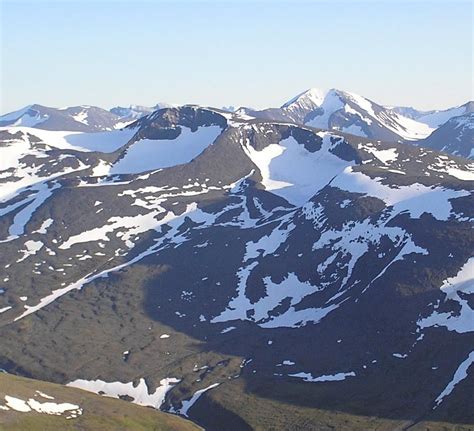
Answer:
[281, 87, 328, 109]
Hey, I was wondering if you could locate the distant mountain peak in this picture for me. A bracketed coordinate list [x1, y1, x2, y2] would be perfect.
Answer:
[0, 104, 123, 132]
[275, 87, 434, 141]
[281, 87, 328, 108]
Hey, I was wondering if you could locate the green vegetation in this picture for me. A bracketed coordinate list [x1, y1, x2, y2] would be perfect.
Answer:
[0, 373, 200, 431]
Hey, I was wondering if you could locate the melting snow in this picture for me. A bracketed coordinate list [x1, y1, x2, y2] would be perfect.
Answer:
[178, 383, 220, 417]
[418, 258, 474, 333]
[434, 351, 474, 407]
[1, 395, 82, 417]
[332, 167, 469, 221]
[33, 218, 53, 234]
[59, 212, 165, 249]
[91, 160, 112, 176]
[445, 167, 474, 181]
[244, 220, 295, 260]
[360, 144, 398, 165]
[72, 111, 89, 125]
[393, 353, 408, 359]
[277, 360, 295, 366]
[212, 271, 338, 328]
[14, 203, 216, 321]
[35, 391, 55, 400]
[67, 377, 179, 409]
[5, 183, 60, 238]
[289, 371, 356, 382]
[3, 396, 30, 412]
[17, 240, 43, 263]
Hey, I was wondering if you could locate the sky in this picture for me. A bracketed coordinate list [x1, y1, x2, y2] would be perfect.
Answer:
[1, 0, 472, 113]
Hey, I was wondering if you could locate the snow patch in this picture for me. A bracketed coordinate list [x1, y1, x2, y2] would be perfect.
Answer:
[332, 167, 469, 221]
[212, 272, 338, 328]
[289, 371, 356, 382]
[434, 351, 474, 407]
[418, 258, 474, 333]
[17, 240, 44, 263]
[33, 218, 53, 234]
[1, 395, 82, 417]
[67, 377, 180, 409]
[178, 383, 220, 417]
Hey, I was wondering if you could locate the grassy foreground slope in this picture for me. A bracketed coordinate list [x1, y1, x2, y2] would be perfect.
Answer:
[0, 373, 200, 431]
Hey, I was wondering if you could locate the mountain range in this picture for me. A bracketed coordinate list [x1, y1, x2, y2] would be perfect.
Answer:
[0, 89, 473, 430]
[2, 88, 472, 159]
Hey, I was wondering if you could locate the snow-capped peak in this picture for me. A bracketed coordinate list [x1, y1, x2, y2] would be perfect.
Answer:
[278, 87, 434, 141]
[281, 87, 328, 109]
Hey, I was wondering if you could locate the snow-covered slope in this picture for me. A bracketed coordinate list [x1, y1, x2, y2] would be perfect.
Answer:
[110, 125, 222, 174]
[417, 113, 474, 159]
[391, 101, 473, 128]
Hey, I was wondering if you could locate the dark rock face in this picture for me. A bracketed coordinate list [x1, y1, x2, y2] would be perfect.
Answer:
[0, 105, 473, 430]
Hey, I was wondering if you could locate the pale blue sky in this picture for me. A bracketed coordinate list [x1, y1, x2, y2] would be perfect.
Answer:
[1, 0, 472, 113]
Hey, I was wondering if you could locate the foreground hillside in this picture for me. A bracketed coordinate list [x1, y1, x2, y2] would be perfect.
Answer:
[0, 373, 200, 430]
[0, 106, 473, 430]
[2, 374, 470, 431]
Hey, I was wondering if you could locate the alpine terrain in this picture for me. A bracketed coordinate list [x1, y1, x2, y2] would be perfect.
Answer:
[238, 88, 473, 158]
[0, 92, 473, 430]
